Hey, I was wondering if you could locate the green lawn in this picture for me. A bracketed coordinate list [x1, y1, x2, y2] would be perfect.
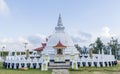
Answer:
[1, 62, 120, 74]
[0, 62, 52, 74]
[0, 69, 52, 74]
[69, 64, 120, 74]
[70, 71, 120, 74]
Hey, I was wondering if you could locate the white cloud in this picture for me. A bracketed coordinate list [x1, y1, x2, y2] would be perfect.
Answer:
[28, 34, 47, 48]
[18, 37, 29, 44]
[73, 26, 119, 46]
[35, 34, 47, 43]
[88, 26, 119, 44]
[0, 34, 47, 51]
[71, 31, 92, 46]
[0, 37, 28, 51]
[0, 0, 10, 15]
[99, 26, 116, 43]
[100, 26, 114, 38]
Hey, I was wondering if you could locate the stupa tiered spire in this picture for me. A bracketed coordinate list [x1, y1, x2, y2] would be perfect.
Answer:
[57, 14, 63, 26]
[55, 14, 65, 32]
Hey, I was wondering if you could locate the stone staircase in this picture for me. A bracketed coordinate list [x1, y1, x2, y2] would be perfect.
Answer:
[48, 62, 70, 69]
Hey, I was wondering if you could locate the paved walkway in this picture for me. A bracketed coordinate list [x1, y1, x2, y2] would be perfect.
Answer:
[117, 60, 120, 64]
[52, 69, 69, 74]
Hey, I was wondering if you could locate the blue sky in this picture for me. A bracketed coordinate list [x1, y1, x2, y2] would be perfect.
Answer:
[0, 0, 120, 51]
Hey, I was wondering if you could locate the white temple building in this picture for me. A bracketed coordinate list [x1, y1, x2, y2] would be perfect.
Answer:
[3, 15, 117, 71]
[42, 14, 79, 62]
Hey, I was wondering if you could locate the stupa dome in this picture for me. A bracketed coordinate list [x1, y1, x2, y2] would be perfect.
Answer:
[47, 32, 74, 47]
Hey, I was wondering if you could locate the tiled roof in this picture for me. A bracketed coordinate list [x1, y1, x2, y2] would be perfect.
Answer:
[53, 41, 66, 49]
[34, 43, 46, 51]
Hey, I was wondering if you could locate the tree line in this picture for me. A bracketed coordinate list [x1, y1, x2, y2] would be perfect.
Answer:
[75, 37, 120, 60]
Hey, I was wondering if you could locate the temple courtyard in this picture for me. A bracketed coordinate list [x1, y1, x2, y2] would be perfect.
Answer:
[0, 15, 119, 74]
[1, 0, 120, 74]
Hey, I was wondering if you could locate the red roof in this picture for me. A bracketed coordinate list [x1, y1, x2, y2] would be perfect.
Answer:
[34, 43, 46, 51]
[42, 43, 46, 48]
[53, 41, 66, 49]
[34, 47, 44, 51]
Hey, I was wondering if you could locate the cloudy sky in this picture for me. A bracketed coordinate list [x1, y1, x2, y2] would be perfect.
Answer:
[0, 0, 120, 51]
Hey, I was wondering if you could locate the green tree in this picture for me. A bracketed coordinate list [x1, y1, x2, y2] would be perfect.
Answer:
[75, 44, 82, 53]
[89, 37, 104, 54]
[83, 46, 87, 54]
[108, 37, 120, 59]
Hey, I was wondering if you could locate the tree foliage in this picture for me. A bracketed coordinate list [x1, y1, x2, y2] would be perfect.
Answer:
[75, 44, 82, 53]
[89, 37, 104, 54]
[108, 37, 120, 59]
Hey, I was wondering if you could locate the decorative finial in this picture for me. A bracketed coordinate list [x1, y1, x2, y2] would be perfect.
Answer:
[55, 14, 65, 32]
[57, 13, 63, 26]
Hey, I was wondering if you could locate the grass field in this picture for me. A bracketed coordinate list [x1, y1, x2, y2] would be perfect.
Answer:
[69, 64, 120, 74]
[0, 62, 120, 74]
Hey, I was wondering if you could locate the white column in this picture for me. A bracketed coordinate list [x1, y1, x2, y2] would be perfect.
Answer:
[10, 63, 12, 68]
[36, 62, 39, 68]
[110, 48, 112, 55]
[19, 63, 22, 69]
[102, 48, 104, 55]
[86, 62, 88, 67]
[91, 61, 94, 66]
[107, 62, 109, 67]
[97, 61, 100, 67]
[30, 62, 33, 68]
[24, 62, 27, 68]
[14, 63, 16, 69]
[99, 50, 100, 54]
[72, 61, 78, 69]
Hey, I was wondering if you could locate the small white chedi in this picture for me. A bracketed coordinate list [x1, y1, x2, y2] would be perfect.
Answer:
[3, 14, 117, 71]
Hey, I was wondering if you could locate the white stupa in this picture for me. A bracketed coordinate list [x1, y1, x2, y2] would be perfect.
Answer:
[42, 14, 79, 62]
